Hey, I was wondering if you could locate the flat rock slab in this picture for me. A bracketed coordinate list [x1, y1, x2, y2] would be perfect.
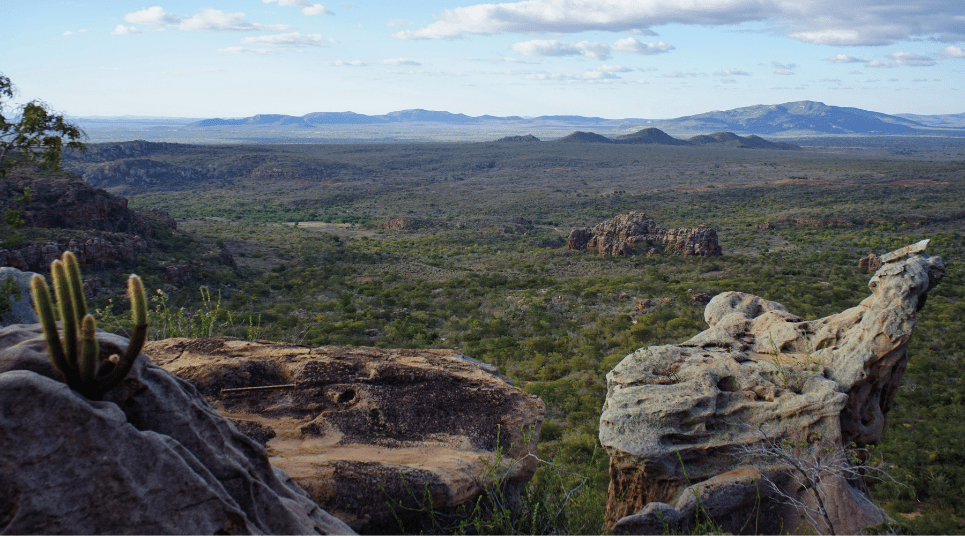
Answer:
[148, 338, 545, 534]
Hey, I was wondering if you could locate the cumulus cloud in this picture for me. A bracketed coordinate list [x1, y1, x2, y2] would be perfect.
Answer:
[111, 24, 141, 35]
[380, 58, 421, 65]
[124, 6, 290, 31]
[889, 51, 937, 66]
[944, 45, 965, 58]
[612, 37, 674, 55]
[262, 0, 333, 16]
[511, 40, 611, 60]
[391, 0, 965, 46]
[866, 60, 892, 68]
[241, 32, 334, 47]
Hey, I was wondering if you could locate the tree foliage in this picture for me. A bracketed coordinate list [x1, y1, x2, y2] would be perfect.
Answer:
[0, 73, 86, 176]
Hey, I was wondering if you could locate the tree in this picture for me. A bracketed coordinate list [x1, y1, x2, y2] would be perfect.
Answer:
[0, 73, 86, 177]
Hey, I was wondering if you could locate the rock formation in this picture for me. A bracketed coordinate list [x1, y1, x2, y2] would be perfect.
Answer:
[568, 212, 722, 257]
[0, 169, 172, 271]
[599, 240, 943, 534]
[147, 338, 545, 534]
[379, 217, 422, 231]
[0, 324, 352, 535]
[858, 253, 883, 272]
[0, 267, 39, 326]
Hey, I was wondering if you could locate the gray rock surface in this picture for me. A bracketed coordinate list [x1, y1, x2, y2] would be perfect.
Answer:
[0, 267, 39, 326]
[0, 324, 353, 535]
[600, 243, 943, 534]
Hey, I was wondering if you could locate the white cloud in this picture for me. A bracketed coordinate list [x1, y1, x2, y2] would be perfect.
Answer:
[392, 0, 965, 46]
[124, 7, 290, 32]
[63, 31, 74, 36]
[889, 51, 937, 66]
[612, 37, 674, 55]
[825, 54, 864, 63]
[628, 28, 659, 36]
[381, 58, 421, 65]
[774, 70, 794, 75]
[944, 46, 965, 58]
[865, 60, 892, 68]
[511, 40, 611, 60]
[912, 77, 928, 82]
[772, 61, 797, 70]
[111, 24, 141, 35]
[386, 19, 411, 27]
[263, 0, 333, 16]
[333, 60, 367, 66]
[218, 46, 277, 54]
[241, 32, 334, 47]
[715, 69, 751, 76]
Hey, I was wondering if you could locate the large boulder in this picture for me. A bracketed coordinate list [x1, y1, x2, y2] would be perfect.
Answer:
[568, 212, 721, 257]
[600, 240, 943, 534]
[147, 339, 546, 534]
[0, 267, 39, 326]
[0, 324, 353, 535]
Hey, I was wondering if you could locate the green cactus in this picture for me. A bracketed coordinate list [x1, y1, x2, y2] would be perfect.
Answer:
[30, 251, 147, 400]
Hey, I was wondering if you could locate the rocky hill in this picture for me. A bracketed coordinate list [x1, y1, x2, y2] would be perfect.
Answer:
[613, 127, 691, 146]
[568, 212, 722, 257]
[0, 167, 170, 272]
[687, 131, 800, 149]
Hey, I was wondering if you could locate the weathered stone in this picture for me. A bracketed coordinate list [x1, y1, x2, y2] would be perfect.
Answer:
[567, 212, 721, 257]
[147, 338, 545, 534]
[0, 267, 39, 326]
[163, 263, 192, 283]
[600, 244, 943, 534]
[857, 253, 882, 272]
[0, 324, 353, 535]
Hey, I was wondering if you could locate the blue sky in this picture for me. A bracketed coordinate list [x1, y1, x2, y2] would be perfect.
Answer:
[2, 0, 963, 119]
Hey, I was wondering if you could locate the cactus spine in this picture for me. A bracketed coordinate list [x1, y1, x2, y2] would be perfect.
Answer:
[30, 251, 148, 400]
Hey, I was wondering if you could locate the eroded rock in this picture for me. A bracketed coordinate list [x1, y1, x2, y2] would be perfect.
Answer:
[0, 324, 352, 535]
[147, 338, 545, 534]
[568, 212, 721, 257]
[600, 243, 944, 534]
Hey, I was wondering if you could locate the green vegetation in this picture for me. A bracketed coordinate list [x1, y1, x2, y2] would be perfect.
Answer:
[72, 139, 965, 534]
[0, 73, 86, 176]
[31, 252, 146, 400]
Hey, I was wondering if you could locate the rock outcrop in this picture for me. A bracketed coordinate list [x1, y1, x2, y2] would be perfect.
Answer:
[600, 240, 943, 534]
[0, 324, 352, 535]
[147, 338, 545, 534]
[379, 217, 423, 231]
[0, 267, 39, 326]
[858, 253, 883, 272]
[0, 235, 148, 272]
[568, 212, 722, 257]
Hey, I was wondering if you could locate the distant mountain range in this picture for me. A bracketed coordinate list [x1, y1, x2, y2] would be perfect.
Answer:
[74, 101, 965, 143]
[544, 128, 799, 149]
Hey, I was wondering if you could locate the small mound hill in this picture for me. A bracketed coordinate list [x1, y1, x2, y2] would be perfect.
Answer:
[555, 131, 614, 143]
[687, 131, 800, 150]
[613, 128, 691, 146]
[494, 134, 541, 142]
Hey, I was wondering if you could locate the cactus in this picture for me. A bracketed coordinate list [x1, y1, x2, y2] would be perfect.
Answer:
[30, 251, 147, 400]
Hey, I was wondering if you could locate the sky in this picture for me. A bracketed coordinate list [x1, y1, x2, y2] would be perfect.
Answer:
[1, 0, 964, 119]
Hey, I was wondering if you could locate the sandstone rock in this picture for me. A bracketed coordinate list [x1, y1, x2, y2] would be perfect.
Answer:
[1, 235, 148, 271]
[0, 267, 39, 326]
[567, 213, 721, 257]
[147, 338, 545, 534]
[858, 253, 882, 272]
[0, 324, 353, 535]
[600, 243, 944, 534]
